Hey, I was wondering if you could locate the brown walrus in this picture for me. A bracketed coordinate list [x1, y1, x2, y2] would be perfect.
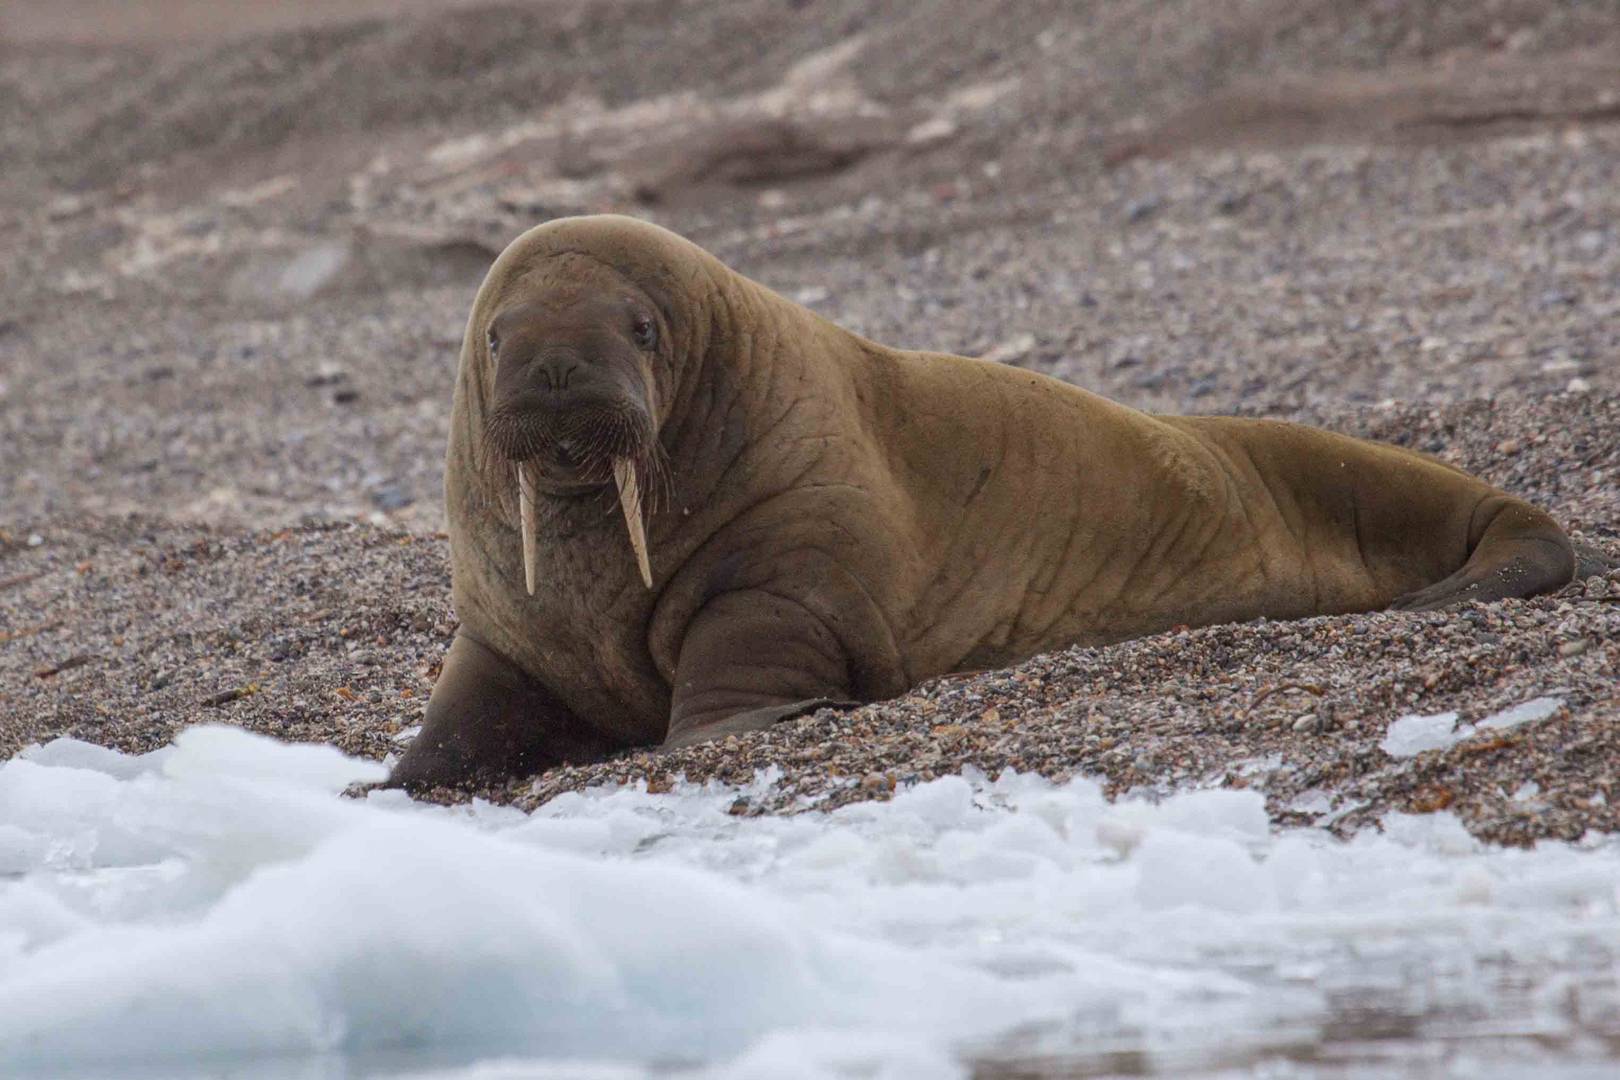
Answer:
[389, 214, 1583, 789]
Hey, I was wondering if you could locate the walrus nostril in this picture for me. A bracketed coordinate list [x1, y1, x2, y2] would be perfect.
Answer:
[529, 359, 580, 395]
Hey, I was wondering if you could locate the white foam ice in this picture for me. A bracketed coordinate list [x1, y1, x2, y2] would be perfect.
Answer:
[1, 724, 1617, 1079]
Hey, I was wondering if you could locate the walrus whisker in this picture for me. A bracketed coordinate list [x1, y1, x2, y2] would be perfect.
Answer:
[645, 442, 675, 515]
[613, 456, 653, 589]
[516, 462, 539, 595]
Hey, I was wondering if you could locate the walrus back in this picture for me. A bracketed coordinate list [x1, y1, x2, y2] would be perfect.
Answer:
[1165, 415, 1572, 611]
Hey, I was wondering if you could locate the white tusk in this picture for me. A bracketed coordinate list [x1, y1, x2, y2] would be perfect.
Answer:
[516, 462, 539, 596]
[613, 457, 653, 589]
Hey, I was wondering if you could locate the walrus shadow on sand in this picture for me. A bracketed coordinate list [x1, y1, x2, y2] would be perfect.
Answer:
[387, 214, 1608, 791]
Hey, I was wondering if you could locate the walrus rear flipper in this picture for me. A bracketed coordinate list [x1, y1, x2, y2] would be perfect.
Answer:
[1390, 495, 1576, 612]
[387, 633, 615, 791]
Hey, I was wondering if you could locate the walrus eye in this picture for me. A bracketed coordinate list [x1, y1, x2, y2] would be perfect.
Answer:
[486, 328, 500, 356]
[632, 315, 657, 350]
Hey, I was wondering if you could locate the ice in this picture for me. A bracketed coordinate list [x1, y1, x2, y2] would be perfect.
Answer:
[1379, 710, 1462, 757]
[160, 724, 387, 789]
[1478, 695, 1564, 731]
[19, 737, 172, 779]
[1380, 696, 1565, 759]
[1286, 787, 1335, 819]
[1133, 830, 1271, 913]
[2, 724, 1618, 1079]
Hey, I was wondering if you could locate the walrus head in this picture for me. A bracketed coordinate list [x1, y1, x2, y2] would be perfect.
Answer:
[480, 261, 671, 593]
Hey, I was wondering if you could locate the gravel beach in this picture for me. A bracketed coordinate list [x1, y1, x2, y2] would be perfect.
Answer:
[3, 0, 1617, 846]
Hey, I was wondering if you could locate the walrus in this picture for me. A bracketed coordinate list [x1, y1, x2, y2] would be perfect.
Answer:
[389, 214, 1586, 789]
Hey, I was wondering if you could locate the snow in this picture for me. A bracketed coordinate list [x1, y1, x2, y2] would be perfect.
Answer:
[2, 725, 1618, 1079]
[1381, 696, 1564, 758]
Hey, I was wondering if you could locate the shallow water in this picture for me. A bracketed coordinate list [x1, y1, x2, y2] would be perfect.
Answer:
[2, 727, 1616, 1079]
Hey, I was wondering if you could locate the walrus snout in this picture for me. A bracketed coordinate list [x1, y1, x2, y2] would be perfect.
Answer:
[483, 369, 663, 594]
[523, 351, 582, 396]
[483, 390, 653, 468]
[479, 276, 672, 593]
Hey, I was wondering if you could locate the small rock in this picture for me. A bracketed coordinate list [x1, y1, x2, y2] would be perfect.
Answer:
[369, 485, 414, 512]
[906, 116, 958, 146]
[201, 686, 251, 707]
[46, 194, 91, 221]
[1558, 638, 1590, 658]
[981, 333, 1036, 365]
[1187, 376, 1218, 399]
[1292, 714, 1320, 733]
[306, 363, 348, 388]
[1125, 195, 1164, 223]
[273, 242, 351, 301]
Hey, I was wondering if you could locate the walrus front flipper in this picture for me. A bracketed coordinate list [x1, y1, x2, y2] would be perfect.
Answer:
[660, 698, 859, 751]
[662, 590, 863, 750]
[1390, 495, 1576, 612]
[1574, 540, 1618, 580]
[387, 633, 614, 791]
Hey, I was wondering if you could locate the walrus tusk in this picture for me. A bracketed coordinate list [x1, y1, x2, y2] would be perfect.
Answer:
[613, 457, 653, 589]
[516, 462, 539, 595]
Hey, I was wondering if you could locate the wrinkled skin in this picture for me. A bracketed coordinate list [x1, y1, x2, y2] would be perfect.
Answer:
[388, 215, 1582, 790]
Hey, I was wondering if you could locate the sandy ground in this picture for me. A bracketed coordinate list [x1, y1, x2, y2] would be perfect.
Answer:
[2, 0, 1617, 845]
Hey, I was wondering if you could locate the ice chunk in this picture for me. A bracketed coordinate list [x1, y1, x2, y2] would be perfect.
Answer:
[1151, 788, 1270, 843]
[1287, 788, 1334, 818]
[20, 738, 172, 779]
[885, 773, 977, 827]
[1381, 698, 1565, 759]
[0, 824, 47, 876]
[163, 724, 386, 789]
[1134, 831, 1272, 914]
[1379, 711, 1461, 757]
[1477, 696, 1563, 731]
